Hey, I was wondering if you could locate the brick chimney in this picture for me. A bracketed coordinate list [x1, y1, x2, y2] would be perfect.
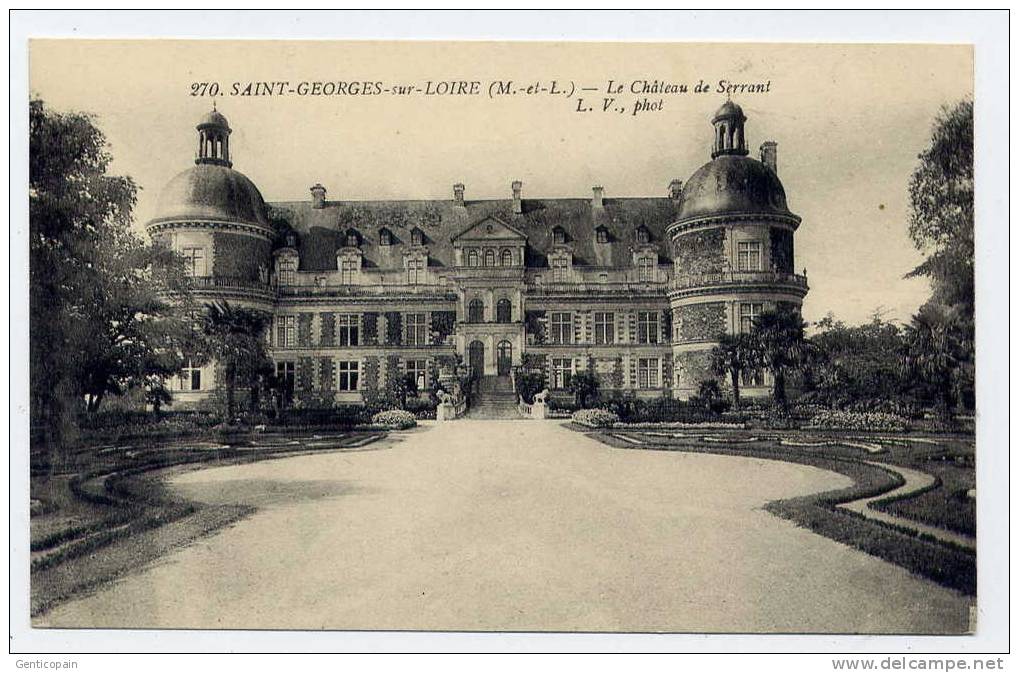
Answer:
[453, 182, 465, 207]
[592, 185, 604, 208]
[668, 179, 683, 201]
[310, 183, 327, 209]
[511, 180, 523, 214]
[760, 142, 778, 174]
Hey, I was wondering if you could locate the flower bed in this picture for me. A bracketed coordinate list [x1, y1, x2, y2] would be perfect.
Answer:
[806, 409, 908, 432]
[611, 421, 745, 430]
[571, 409, 619, 428]
[370, 409, 418, 430]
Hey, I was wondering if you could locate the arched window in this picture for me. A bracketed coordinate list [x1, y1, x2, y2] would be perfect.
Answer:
[552, 227, 567, 244]
[635, 226, 650, 245]
[484, 249, 496, 267]
[595, 227, 609, 244]
[379, 228, 393, 246]
[345, 229, 360, 248]
[411, 227, 424, 246]
[496, 298, 512, 323]
[500, 249, 513, 266]
[467, 249, 479, 267]
[468, 298, 484, 323]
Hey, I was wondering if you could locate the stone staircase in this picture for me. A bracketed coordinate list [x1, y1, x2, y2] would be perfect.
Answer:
[466, 376, 524, 420]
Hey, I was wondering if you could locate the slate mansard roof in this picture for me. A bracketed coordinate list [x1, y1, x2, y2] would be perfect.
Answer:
[267, 197, 680, 272]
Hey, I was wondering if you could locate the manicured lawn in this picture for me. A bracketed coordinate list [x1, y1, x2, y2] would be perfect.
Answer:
[30, 430, 387, 616]
[582, 426, 976, 596]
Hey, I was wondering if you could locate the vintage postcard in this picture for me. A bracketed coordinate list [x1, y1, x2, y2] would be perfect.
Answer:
[24, 37, 981, 637]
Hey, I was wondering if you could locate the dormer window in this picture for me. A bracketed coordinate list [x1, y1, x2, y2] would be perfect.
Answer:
[379, 228, 393, 246]
[344, 228, 361, 248]
[285, 233, 297, 248]
[595, 227, 609, 244]
[635, 226, 650, 245]
[411, 227, 424, 246]
[552, 227, 567, 245]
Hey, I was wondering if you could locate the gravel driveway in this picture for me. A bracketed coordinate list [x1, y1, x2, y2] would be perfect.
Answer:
[40, 420, 971, 633]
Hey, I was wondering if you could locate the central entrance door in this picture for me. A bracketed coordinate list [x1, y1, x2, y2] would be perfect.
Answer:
[497, 340, 512, 376]
[468, 340, 485, 377]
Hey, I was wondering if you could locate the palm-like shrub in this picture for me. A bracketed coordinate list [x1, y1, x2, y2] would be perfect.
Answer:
[710, 332, 759, 410]
[748, 308, 809, 407]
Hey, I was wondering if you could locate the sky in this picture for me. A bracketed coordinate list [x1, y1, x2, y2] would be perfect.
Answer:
[29, 40, 972, 326]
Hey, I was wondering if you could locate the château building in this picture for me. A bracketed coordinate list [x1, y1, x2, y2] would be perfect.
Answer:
[147, 101, 808, 408]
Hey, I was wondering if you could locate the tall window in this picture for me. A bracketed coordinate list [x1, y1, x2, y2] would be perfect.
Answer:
[500, 249, 513, 266]
[637, 311, 660, 344]
[552, 358, 574, 389]
[275, 361, 295, 391]
[407, 257, 424, 285]
[484, 249, 496, 267]
[336, 314, 360, 346]
[496, 298, 512, 324]
[406, 359, 428, 390]
[337, 360, 360, 391]
[177, 359, 202, 391]
[594, 312, 615, 345]
[550, 312, 572, 344]
[637, 257, 654, 282]
[340, 259, 358, 284]
[181, 247, 206, 277]
[467, 249, 479, 267]
[277, 257, 296, 285]
[468, 298, 484, 323]
[276, 315, 296, 347]
[739, 302, 763, 333]
[737, 241, 762, 271]
[637, 358, 660, 389]
[406, 313, 428, 346]
[551, 257, 569, 282]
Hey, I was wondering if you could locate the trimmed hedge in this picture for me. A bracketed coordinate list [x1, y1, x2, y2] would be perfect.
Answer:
[371, 409, 417, 430]
[571, 409, 619, 428]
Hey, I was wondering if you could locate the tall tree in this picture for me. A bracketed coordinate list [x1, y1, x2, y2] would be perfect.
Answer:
[749, 308, 809, 407]
[709, 332, 758, 410]
[30, 99, 198, 462]
[201, 302, 273, 421]
[907, 99, 974, 313]
[905, 99, 974, 413]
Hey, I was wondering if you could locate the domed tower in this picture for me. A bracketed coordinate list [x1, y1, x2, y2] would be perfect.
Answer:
[146, 109, 276, 404]
[147, 108, 276, 310]
[668, 101, 808, 399]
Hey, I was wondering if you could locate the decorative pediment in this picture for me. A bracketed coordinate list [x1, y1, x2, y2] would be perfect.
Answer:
[451, 216, 527, 243]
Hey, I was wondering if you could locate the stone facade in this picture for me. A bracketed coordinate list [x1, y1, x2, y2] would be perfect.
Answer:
[150, 102, 809, 407]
